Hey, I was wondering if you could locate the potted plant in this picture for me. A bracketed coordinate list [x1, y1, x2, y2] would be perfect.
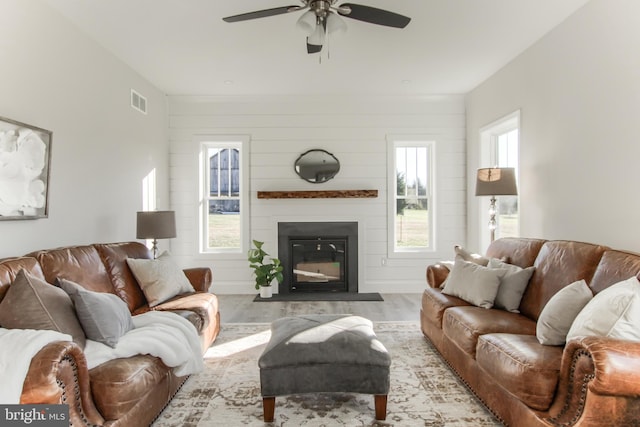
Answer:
[248, 240, 284, 298]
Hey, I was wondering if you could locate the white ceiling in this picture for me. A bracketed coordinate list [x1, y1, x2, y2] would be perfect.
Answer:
[42, 0, 589, 96]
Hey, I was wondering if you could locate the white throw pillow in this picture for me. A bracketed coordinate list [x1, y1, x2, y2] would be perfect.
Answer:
[442, 256, 507, 308]
[566, 276, 640, 342]
[454, 245, 491, 267]
[126, 251, 194, 307]
[439, 260, 454, 271]
[488, 258, 535, 313]
[536, 279, 592, 346]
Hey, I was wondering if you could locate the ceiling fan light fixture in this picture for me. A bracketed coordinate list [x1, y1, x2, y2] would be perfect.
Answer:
[296, 10, 317, 34]
[223, 2, 412, 56]
[326, 13, 347, 34]
[308, 22, 326, 46]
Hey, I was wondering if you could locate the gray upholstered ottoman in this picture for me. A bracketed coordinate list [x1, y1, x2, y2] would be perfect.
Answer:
[258, 314, 391, 422]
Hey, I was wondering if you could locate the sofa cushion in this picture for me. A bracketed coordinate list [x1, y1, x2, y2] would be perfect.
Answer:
[536, 279, 593, 345]
[421, 287, 472, 329]
[126, 252, 194, 307]
[95, 242, 151, 312]
[589, 249, 640, 294]
[89, 354, 169, 420]
[28, 245, 115, 294]
[476, 333, 562, 411]
[442, 256, 507, 308]
[567, 276, 640, 342]
[488, 258, 535, 313]
[58, 278, 134, 348]
[518, 241, 607, 321]
[0, 270, 86, 348]
[442, 306, 536, 357]
[485, 238, 546, 269]
[0, 257, 45, 302]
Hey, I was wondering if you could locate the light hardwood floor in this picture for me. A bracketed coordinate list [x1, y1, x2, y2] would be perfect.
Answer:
[217, 293, 423, 323]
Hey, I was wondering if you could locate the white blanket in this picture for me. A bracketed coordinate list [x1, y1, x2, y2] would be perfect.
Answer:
[84, 311, 203, 376]
[0, 329, 72, 404]
[0, 311, 203, 405]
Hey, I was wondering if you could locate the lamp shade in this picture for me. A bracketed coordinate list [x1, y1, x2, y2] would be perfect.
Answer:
[308, 22, 326, 45]
[326, 13, 347, 34]
[296, 10, 317, 35]
[475, 167, 518, 196]
[136, 211, 177, 239]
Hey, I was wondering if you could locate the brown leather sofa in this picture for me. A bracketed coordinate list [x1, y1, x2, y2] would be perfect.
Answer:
[421, 238, 640, 426]
[0, 242, 220, 426]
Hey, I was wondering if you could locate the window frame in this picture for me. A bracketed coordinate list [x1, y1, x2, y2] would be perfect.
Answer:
[386, 136, 436, 257]
[198, 135, 250, 255]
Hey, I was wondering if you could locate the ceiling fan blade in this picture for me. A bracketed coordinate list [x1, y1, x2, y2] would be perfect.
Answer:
[306, 39, 323, 54]
[223, 6, 302, 23]
[337, 3, 411, 28]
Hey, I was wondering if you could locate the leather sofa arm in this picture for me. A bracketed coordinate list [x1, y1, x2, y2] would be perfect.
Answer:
[426, 264, 449, 289]
[545, 336, 640, 426]
[574, 336, 640, 396]
[183, 267, 213, 292]
[21, 341, 105, 426]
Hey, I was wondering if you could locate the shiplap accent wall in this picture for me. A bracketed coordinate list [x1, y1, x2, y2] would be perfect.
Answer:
[168, 95, 466, 294]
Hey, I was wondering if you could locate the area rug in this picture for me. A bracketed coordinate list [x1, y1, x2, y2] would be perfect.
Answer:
[253, 292, 383, 302]
[152, 322, 500, 427]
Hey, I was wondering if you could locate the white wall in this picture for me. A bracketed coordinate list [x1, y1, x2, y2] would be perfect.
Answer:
[0, 1, 168, 257]
[466, 0, 640, 252]
[168, 95, 466, 293]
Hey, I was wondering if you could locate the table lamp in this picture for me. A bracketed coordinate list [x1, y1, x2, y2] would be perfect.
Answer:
[136, 210, 176, 258]
[475, 168, 517, 242]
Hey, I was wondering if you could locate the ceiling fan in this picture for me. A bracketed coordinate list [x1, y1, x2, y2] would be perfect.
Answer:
[222, 0, 411, 54]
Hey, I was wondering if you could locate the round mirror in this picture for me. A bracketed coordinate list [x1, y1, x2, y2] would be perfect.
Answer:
[294, 149, 340, 184]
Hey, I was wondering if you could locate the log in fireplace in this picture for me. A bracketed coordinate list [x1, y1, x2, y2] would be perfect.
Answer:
[278, 222, 358, 294]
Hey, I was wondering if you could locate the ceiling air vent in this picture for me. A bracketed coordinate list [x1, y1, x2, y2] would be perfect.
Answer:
[130, 89, 147, 114]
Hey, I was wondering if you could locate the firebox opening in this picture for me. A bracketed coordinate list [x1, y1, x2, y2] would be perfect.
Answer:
[278, 222, 358, 294]
[291, 238, 347, 292]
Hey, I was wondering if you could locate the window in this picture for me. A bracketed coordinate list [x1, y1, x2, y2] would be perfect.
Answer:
[387, 138, 435, 254]
[479, 111, 520, 246]
[200, 137, 249, 254]
[492, 128, 519, 238]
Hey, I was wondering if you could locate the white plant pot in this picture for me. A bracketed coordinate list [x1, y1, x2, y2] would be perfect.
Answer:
[260, 286, 273, 299]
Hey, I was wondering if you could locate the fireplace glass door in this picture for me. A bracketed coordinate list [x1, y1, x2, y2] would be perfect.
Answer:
[290, 239, 347, 292]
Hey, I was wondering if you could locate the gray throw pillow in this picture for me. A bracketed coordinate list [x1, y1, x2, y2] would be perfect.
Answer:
[536, 279, 592, 346]
[58, 278, 134, 348]
[488, 258, 535, 313]
[0, 270, 86, 348]
[442, 256, 507, 308]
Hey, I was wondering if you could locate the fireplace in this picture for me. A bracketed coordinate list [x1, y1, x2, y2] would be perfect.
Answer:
[278, 222, 358, 293]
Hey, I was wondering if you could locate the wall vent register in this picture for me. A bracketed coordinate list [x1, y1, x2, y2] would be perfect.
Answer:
[130, 89, 147, 114]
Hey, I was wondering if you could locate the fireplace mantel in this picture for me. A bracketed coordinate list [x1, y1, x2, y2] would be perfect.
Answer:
[257, 190, 377, 199]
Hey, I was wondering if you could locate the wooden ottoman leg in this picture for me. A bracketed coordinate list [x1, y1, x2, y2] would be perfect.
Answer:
[374, 394, 387, 420]
[263, 396, 276, 422]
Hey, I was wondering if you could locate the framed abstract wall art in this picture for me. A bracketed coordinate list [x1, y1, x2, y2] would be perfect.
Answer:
[0, 116, 52, 220]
